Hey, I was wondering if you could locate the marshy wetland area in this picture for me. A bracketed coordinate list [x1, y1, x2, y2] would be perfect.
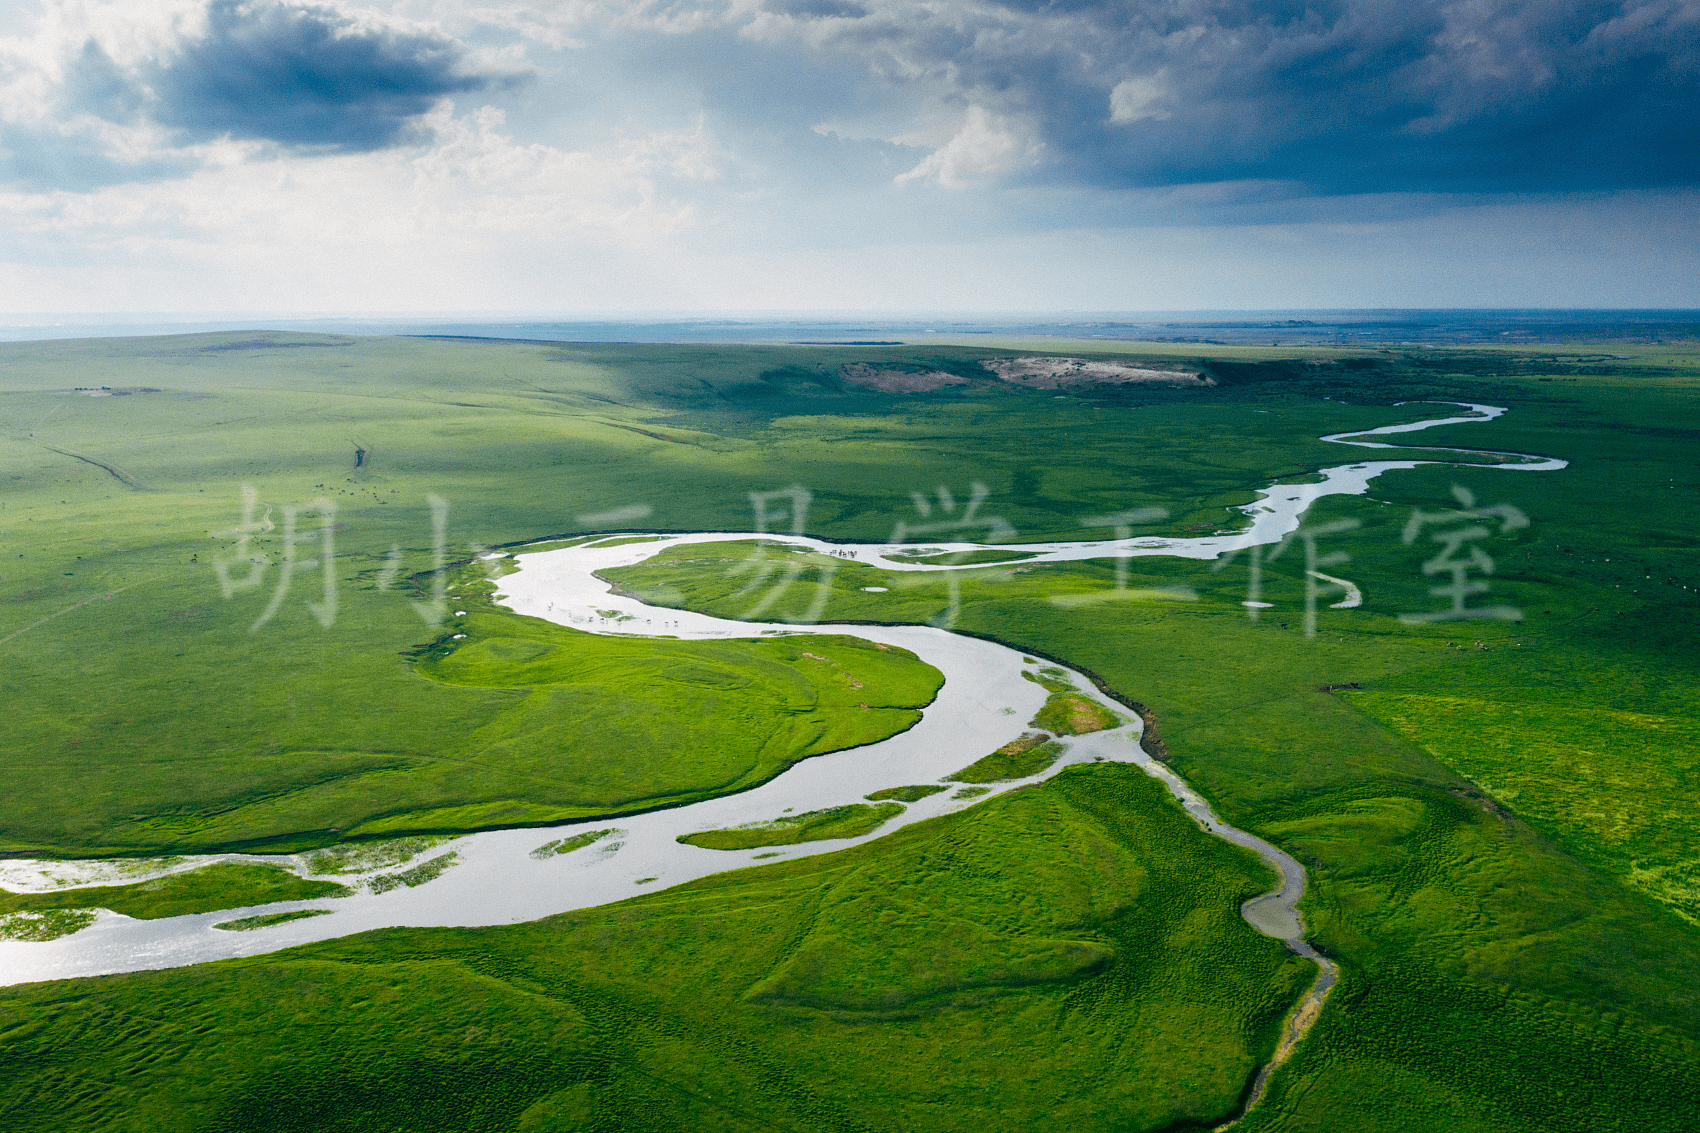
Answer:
[1, 331, 1698, 1131]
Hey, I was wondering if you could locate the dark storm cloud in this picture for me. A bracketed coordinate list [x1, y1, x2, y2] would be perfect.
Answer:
[147, 0, 512, 150]
[766, 0, 870, 18]
[1090, 0, 1700, 192]
[766, 0, 1700, 193]
[9, 0, 524, 190]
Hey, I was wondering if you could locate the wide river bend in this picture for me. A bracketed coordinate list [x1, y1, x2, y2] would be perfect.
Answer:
[0, 403, 1563, 1002]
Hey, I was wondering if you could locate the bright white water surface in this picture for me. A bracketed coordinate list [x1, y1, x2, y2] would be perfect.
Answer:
[0, 403, 1563, 987]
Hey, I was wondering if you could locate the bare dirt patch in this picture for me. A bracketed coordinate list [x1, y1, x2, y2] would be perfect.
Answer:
[982, 357, 1212, 389]
[840, 363, 970, 392]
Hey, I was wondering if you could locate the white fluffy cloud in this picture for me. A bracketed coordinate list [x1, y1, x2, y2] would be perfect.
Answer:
[0, 94, 731, 309]
[894, 106, 1034, 188]
[1108, 76, 1170, 126]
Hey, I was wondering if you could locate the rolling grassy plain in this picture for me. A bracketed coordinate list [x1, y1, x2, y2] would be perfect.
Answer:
[0, 332, 1498, 859]
[598, 353, 1700, 1129]
[1, 332, 1698, 1129]
[0, 409, 942, 857]
[0, 764, 1309, 1132]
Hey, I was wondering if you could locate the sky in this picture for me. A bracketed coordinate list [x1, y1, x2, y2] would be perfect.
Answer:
[1, 0, 1697, 313]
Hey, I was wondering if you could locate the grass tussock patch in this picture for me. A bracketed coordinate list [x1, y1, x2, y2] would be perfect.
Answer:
[0, 908, 98, 942]
[214, 909, 335, 932]
[678, 803, 905, 850]
[584, 535, 666, 548]
[303, 837, 454, 877]
[1022, 667, 1076, 694]
[529, 828, 619, 859]
[864, 785, 947, 803]
[0, 863, 350, 923]
[367, 853, 460, 895]
[882, 549, 1039, 566]
[1031, 693, 1122, 736]
[947, 733, 1066, 784]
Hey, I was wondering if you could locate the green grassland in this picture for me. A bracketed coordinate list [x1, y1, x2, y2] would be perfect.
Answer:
[408, 617, 941, 834]
[0, 764, 1319, 1133]
[594, 356, 1700, 1128]
[0, 332, 1466, 858]
[1, 332, 1698, 1128]
[1341, 690, 1700, 924]
[0, 530, 941, 855]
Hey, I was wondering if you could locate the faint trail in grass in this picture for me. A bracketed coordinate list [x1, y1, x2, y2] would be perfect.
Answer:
[0, 578, 154, 649]
[600, 421, 693, 445]
[17, 436, 159, 491]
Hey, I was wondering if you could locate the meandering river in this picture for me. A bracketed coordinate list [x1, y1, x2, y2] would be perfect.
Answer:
[0, 402, 1563, 1019]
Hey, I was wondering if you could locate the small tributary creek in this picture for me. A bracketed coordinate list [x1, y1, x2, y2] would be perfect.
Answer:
[0, 403, 1565, 1114]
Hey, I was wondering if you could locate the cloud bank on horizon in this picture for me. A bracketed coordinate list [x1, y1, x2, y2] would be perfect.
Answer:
[1, 0, 1696, 311]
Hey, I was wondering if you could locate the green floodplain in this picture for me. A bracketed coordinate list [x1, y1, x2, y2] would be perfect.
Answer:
[0, 331, 1697, 1129]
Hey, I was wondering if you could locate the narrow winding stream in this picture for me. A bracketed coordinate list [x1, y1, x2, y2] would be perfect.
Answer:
[0, 403, 1565, 1115]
